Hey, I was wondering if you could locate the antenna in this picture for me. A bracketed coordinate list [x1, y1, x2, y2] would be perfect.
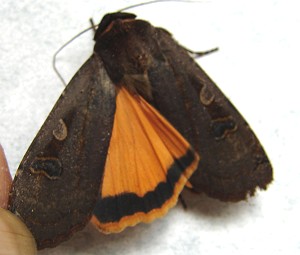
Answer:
[53, 26, 95, 86]
[118, 0, 201, 12]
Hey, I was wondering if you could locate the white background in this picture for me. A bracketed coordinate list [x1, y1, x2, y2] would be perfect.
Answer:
[0, 0, 299, 254]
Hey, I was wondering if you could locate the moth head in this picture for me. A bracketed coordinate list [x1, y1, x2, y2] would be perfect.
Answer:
[95, 12, 137, 39]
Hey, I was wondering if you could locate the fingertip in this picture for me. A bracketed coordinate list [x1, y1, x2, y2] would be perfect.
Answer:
[0, 208, 37, 254]
[0, 144, 12, 209]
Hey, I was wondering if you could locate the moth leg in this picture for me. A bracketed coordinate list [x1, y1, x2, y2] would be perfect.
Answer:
[89, 18, 97, 34]
[179, 194, 188, 210]
[185, 47, 219, 59]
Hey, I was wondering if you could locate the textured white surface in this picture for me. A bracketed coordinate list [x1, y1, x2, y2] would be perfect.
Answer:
[0, 0, 299, 254]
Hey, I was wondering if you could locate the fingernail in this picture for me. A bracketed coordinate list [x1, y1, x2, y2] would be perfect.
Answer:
[0, 208, 37, 254]
[0, 144, 13, 209]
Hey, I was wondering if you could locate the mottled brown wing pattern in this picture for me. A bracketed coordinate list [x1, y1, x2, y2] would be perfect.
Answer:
[8, 55, 116, 249]
[152, 27, 273, 201]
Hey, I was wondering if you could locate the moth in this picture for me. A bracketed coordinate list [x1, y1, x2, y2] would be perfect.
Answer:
[8, 12, 273, 249]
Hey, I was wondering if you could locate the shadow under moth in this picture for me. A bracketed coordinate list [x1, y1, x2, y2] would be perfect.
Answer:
[8, 12, 273, 249]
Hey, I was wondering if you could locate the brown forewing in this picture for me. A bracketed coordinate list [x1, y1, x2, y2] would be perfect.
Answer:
[154, 27, 273, 201]
[8, 55, 116, 249]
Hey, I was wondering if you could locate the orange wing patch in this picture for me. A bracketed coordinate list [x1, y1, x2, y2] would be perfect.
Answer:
[91, 87, 199, 233]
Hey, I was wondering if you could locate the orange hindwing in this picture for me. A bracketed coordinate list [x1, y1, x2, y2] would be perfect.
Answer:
[91, 87, 199, 233]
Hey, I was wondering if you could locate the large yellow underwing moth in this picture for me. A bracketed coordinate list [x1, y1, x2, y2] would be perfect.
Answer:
[8, 12, 272, 249]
